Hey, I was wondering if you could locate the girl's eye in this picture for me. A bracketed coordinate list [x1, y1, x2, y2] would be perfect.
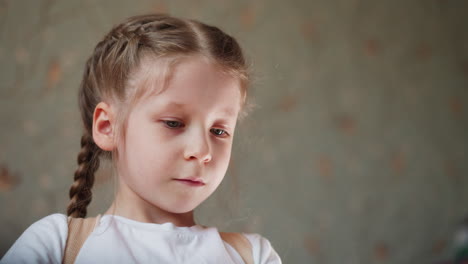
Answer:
[163, 120, 184, 128]
[210, 128, 229, 137]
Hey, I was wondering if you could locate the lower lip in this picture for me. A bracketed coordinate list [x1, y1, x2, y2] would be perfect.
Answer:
[174, 179, 205, 187]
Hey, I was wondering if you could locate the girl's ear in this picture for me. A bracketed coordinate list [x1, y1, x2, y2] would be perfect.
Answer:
[92, 102, 117, 151]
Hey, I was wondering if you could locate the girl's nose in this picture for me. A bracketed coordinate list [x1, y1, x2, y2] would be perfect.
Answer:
[184, 131, 212, 163]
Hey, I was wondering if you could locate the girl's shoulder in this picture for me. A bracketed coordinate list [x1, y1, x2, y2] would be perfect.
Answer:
[239, 232, 282, 264]
[1, 213, 69, 264]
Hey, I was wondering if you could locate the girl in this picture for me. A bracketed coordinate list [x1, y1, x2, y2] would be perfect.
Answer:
[1, 14, 281, 264]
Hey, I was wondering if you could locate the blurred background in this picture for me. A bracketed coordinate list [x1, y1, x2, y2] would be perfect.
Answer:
[1, 0, 468, 263]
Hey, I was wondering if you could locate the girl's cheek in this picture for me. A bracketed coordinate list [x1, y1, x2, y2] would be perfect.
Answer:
[160, 128, 185, 140]
[213, 139, 233, 154]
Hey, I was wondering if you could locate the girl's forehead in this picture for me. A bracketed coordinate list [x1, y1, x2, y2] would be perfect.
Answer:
[131, 55, 238, 96]
[134, 56, 242, 114]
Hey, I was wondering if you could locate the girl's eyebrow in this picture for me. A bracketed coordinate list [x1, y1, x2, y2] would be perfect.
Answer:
[162, 101, 237, 117]
[220, 108, 237, 117]
[163, 102, 186, 110]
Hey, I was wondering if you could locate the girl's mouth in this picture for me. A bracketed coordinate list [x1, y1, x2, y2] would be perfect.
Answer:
[173, 178, 205, 187]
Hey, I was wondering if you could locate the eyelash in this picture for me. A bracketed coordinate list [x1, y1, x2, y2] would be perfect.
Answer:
[162, 120, 230, 137]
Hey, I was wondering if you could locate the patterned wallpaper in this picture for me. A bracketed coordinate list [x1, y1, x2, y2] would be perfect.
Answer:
[1, 0, 467, 263]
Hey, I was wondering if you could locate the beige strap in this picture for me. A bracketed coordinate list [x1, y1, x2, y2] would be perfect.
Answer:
[62, 215, 101, 264]
[220, 232, 253, 264]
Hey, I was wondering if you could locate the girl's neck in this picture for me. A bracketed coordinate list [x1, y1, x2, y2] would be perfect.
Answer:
[104, 204, 196, 227]
[104, 182, 196, 227]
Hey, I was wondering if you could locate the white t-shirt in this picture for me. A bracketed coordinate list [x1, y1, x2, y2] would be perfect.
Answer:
[1, 214, 281, 264]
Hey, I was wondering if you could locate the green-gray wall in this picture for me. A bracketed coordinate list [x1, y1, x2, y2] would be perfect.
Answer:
[1, 0, 467, 263]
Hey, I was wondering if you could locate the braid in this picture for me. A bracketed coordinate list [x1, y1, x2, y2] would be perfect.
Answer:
[67, 133, 101, 218]
[108, 15, 182, 40]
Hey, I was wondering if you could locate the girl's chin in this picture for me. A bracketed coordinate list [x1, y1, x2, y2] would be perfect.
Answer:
[162, 202, 201, 214]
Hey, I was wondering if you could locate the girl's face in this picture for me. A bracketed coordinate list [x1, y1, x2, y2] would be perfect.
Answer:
[117, 56, 242, 215]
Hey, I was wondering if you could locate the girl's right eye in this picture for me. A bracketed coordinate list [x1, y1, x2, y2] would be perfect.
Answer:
[163, 120, 184, 128]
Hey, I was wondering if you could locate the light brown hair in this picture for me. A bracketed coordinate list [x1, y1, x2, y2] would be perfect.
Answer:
[67, 14, 249, 218]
